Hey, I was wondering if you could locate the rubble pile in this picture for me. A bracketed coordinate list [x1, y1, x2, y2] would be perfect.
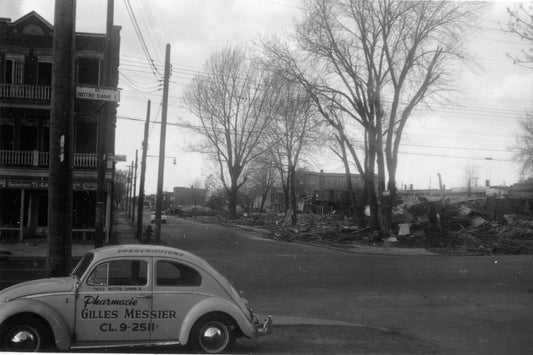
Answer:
[169, 205, 216, 217]
[396, 197, 533, 254]
[265, 197, 533, 255]
[270, 214, 380, 248]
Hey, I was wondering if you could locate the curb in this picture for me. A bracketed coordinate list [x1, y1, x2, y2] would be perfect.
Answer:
[271, 315, 394, 332]
[226, 221, 436, 256]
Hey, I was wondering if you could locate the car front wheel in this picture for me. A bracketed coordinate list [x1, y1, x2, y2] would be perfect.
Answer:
[189, 314, 236, 354]
[1, 316, 53, 352]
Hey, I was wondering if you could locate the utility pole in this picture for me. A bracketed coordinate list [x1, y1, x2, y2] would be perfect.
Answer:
[154, 44, 171, 244]
[131, 150, 138, 223]
[136, 101, 151, 241]
[94, 0, 114, 248]
[127, 163, 133, 218]
[48, 0, 76, 277]
[437, 173, 445, 201]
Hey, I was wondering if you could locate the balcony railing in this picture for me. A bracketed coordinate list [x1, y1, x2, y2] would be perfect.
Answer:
[0, 150, 97, 168]
[0, 83, 51, 101]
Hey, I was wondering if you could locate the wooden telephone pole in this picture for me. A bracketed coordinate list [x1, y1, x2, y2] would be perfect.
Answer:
[136, 101, 151, 241]
[48, 0, 76, 277]
[154, 44, 171, 244]
[95, 0, 114, 247]
[131, 150, 138, 223]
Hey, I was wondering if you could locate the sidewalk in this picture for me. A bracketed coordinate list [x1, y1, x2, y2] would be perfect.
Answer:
[0, 212, 139, 259]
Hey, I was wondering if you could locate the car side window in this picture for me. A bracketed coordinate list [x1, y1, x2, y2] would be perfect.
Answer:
[156, 260, 201, 287]
[88, 259, 148, 286]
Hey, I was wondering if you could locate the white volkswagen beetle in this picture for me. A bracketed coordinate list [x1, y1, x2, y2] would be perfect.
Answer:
[0, 245, 272, 353]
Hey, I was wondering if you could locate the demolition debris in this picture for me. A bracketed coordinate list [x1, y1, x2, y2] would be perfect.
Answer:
[224, 196, 533, 255]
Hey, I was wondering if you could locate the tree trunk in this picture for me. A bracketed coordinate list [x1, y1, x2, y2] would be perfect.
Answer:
[289, 166, 298, 225]
[227, 181, 239, 219]
[259, 188, 268, 213]
[366, 131, 380, 230]
[339, 137, 359, 222]
[376, 135, 388, 233]
[383, 178, 396, 234]
[282, 182, 289, 215]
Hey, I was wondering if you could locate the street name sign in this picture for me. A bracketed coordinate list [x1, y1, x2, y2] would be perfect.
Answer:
[76, 86, 120, 102]
[114, 154, 127, 162]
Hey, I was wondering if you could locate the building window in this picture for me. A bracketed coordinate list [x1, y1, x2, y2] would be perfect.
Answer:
[75, 121, 97, 153]
[77, 57, 100, 86]
[19, 126, 38, 150]
[42, 126, 50, 152]
[37, 61, 52, 86]
[5, 54, 24, 84]
[0, 125, 14, 150]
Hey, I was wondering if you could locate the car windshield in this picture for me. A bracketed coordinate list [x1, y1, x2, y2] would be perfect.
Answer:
[71, 252, 94, 279]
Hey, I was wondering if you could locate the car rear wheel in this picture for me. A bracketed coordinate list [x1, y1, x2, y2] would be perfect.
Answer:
[1, 316, 53, 352]
[189, 314, 236, 354]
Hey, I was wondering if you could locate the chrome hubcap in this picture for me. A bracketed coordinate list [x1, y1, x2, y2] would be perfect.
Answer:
[200, 323, 228, 352]
[6, 329, 39, 351]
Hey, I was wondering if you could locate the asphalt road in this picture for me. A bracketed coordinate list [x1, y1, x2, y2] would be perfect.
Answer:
[2, 213, 532, 354]
[156, 215, 533, 354]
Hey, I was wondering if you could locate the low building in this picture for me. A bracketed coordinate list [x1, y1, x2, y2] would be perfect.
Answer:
[267, 170, 365, 214]
[173, 186, 207, 207]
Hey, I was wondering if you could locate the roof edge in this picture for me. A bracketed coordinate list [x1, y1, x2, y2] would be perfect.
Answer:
[9, 11, 53, 30]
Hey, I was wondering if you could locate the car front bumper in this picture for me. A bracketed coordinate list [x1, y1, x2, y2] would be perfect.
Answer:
[253, 314, 272, 336]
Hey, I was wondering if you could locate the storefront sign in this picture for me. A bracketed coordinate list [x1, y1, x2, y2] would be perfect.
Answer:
[0, 180, 98, 191]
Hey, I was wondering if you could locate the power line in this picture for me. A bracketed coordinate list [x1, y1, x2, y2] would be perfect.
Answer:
[398, 151, 512, 162]
[133, 0, 165, 60]
[115, 115, 518, 158]
[119, 72, 162, 93]
[123, 0, 163, 81]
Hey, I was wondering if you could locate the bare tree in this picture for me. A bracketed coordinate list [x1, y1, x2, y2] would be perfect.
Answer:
[266, 80, 322, 225]
[514, 112, 533, 176]
[506, 3, 533, 68]
[330, 126, 364, 223]
[182, 46, 281, 218]
[464, 164, 479, 197]
[264, 0, 482, 232]
[246, 159, 278, 213]
[506, 5, 533, 174]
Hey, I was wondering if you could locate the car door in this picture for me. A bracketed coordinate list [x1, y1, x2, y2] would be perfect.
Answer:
[74, 258, 153, 343]
[150, 258, 208, 341]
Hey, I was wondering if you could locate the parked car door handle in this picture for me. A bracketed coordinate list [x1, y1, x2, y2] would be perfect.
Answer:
[136, 294, 153, 299]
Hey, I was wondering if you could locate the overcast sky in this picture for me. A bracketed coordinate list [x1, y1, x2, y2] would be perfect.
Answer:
[2, 0, 532, 193]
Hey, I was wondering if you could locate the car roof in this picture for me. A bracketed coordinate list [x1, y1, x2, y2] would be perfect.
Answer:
[90, 244, 211, 270]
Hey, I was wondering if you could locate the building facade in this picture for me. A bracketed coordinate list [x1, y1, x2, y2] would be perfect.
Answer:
[0, 12, 120, 242]
[302, 170, 364, 209]
[269, 170, 365, 213]
[173, 186, 207, 207]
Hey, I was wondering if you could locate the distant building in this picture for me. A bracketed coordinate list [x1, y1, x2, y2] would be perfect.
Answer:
[398, 183, 510, 201]
[301, 170, 364, 197]
[145, 192, 174, 211]
[173, 186, 207, 207]
[507, 179, 533, 199]
[269, 170, 365, 213]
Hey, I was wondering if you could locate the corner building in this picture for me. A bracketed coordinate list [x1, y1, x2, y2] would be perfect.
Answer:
[0, 11, 120, 242]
